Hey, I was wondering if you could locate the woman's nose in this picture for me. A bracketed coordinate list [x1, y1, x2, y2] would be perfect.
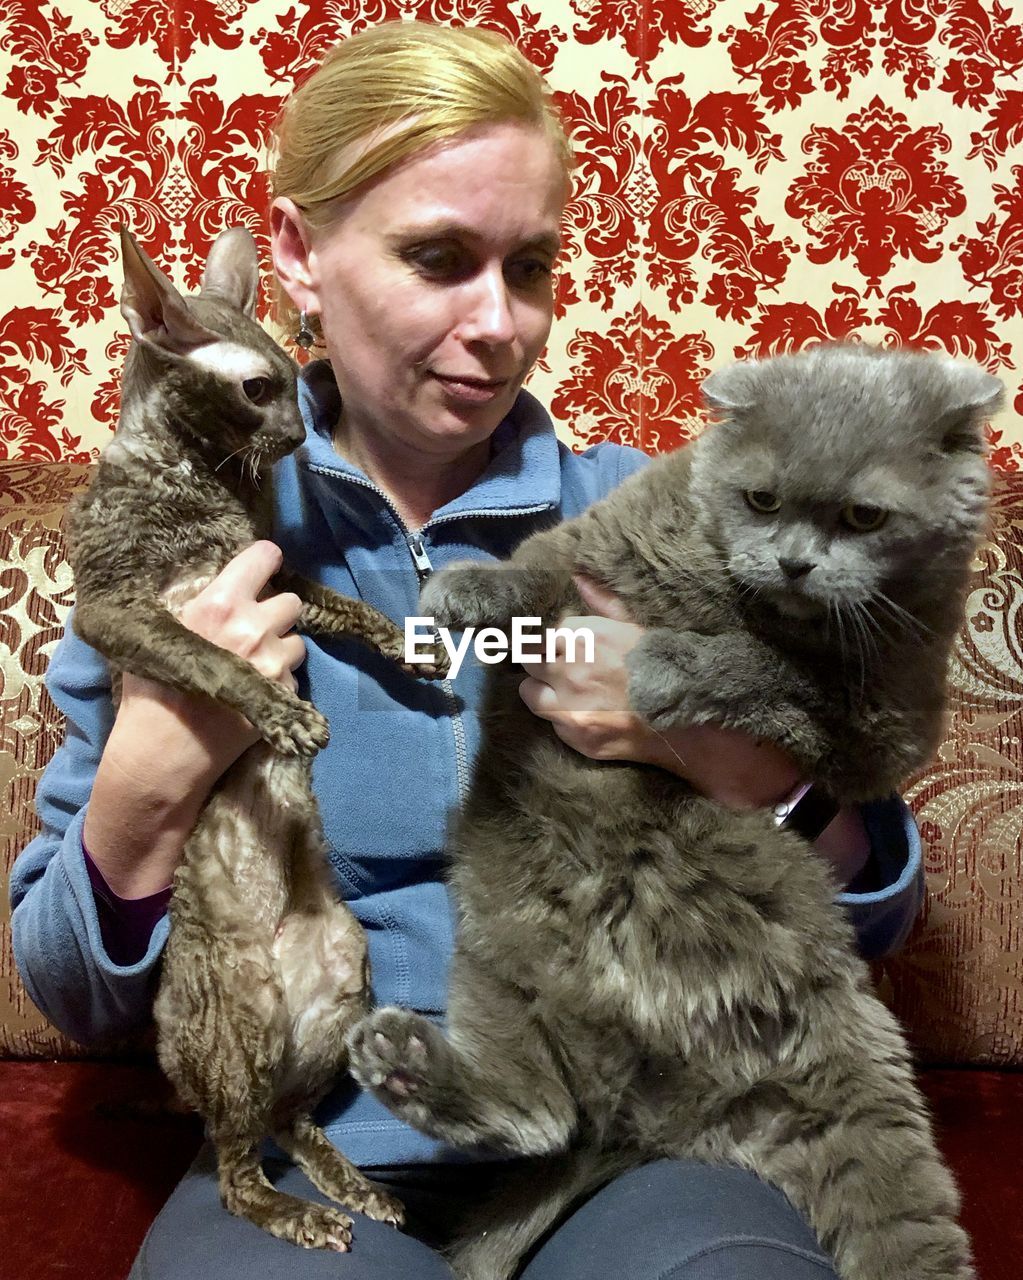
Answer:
[459, 268, 515, 346]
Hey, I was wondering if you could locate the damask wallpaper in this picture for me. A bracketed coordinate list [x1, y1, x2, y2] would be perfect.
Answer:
[1, 0, 1022, 462]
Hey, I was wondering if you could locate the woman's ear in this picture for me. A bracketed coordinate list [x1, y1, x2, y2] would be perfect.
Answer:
[269, 197, 319, 315]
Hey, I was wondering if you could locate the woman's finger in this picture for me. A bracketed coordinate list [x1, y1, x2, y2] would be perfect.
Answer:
[572, 573, 633, 623]
[257, 590, 304, 637]
[209, 540, 285, 604]
[518, 675, 560, 721]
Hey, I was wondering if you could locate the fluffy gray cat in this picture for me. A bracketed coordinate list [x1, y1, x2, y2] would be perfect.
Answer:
[347, 343, 1000, 1280]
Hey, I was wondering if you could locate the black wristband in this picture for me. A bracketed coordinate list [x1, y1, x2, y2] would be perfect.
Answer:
[774, 783, 841, 841]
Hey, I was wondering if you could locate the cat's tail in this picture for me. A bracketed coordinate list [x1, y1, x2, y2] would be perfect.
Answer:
[445, 1149, 621, 1280]
[754, 993, 975, 1280]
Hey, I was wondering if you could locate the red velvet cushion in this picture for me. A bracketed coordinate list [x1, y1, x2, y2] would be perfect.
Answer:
[920, 1068, 1023, 1280]
[1, 1061, 1019, 1279]
[0, 1061, 201, 1280]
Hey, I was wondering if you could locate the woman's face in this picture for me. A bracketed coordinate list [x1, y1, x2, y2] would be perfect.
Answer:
[273, 121, 567, 461]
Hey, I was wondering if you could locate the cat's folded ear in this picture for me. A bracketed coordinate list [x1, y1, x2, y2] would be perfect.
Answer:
[701, 360, 760, 415]
[936, 360, 1004, 454]
[119, 228, 220, 355]
[200, 227, 260, 318]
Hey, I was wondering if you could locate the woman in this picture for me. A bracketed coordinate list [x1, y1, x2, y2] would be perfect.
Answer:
[11, 22, 922, 1279]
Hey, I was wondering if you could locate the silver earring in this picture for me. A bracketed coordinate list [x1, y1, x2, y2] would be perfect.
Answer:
[295, 310, 316, 349]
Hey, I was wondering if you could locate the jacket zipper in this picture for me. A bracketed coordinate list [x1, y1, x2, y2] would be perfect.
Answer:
[401, 531, 470, 805]
[309, 467, 480, 803]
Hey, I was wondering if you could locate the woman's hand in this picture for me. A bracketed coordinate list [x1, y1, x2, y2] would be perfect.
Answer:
[517, 576, 651, 764]
[518, 574, 799, 810]
[519, 575, 872, 885]
[83, 541, 308, 898]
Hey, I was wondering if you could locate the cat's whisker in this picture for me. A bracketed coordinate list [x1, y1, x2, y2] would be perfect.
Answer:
[873, 592, 933, 640]
[868, 596, 928, 648]
[843, 608, 865, 700]
[214, 445, 249, 473]
[243, 443, 266, 489]
[864, 614, 886, 667]
[849, 600, 882, 666]
[827, 600, 844, 663]
[848, 603, 881, 704]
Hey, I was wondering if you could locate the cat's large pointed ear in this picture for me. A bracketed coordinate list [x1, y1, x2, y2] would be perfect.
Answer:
[200, 227, 259, 318]
[119, 228, 218, 354]
[702, 360, 759, 414]
[936, 360, 1004, 454]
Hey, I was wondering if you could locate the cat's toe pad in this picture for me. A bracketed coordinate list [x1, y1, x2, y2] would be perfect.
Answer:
[346, 1008, 436, 1104]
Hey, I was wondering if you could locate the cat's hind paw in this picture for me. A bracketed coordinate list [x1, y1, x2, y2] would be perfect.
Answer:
[256, 1200, 354, 1252]
[346, 1007, 435, 1103]
[345, 1007, 463, 1141]
[344, 1185, 405, 1229]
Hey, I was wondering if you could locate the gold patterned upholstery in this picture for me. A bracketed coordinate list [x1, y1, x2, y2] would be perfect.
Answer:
[1, 462, 91, 1057]
[1, 460, 1021, 1063]
[880, 479, 1023, 1065]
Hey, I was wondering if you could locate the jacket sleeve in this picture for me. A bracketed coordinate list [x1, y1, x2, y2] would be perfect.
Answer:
[836, 796, 925, 960]
[8, 616, 169, 1046]
[593, 441, 927, 961]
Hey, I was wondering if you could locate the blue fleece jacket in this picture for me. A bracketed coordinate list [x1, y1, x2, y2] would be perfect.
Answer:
[10, 363, 924, 1167]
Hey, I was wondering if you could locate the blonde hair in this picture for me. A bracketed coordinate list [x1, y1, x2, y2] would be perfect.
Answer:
[268, 21, 573, 335]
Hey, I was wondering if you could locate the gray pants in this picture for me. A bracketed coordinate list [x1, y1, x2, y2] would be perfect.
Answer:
[130, 1146, 839, 1279]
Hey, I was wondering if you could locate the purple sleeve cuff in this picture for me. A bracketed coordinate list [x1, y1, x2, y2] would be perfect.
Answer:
[83, 840, 172, 967]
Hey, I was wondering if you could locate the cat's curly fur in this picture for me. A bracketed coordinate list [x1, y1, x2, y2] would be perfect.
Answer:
[347, 343, 1000, 1279]
[67, 228, 446, 1250]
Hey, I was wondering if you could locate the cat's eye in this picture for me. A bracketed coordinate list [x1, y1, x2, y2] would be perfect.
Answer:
[242, 376, 272, 405]
[744, 490, 781, 514]
[842, 504, 888, 532]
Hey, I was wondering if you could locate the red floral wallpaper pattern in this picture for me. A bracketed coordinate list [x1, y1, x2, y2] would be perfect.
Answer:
[1, 0, 1021, 463]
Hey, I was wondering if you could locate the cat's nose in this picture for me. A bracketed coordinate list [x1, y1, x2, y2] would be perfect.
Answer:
[779, 557, 815, 580]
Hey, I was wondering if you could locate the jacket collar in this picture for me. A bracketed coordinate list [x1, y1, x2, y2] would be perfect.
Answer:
[296, 360, 560, 525]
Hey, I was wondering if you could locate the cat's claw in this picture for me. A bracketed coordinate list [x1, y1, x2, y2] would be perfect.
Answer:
[345, 1185, 405, 1229]
[258, 1201, 354, 1252]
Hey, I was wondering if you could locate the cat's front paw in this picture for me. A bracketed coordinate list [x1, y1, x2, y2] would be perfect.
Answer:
[419, 562, 517, 631]
[626, 629, 704, 732]
[378, 635, 451, 681]
[261, 698, 330, 757]
[346, 1008, 449, 1126]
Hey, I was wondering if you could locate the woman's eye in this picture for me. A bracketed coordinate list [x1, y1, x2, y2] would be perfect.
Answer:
[842, 504, 888, 532]
[404, 243, 470, 279]
[744, 489, 781, 514]
[505, 258, 553, 289]
[242, 376, 272, 405]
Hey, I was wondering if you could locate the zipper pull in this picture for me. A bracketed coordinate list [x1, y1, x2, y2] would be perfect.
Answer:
[407, 533, 433, 579]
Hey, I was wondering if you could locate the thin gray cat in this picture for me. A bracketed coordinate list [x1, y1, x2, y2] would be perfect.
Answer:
[68, 228, 446, 1250]
[347, 343, 999, 1279]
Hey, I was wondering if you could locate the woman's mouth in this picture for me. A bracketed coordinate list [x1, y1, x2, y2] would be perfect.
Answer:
[430, 372, 510, 404]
